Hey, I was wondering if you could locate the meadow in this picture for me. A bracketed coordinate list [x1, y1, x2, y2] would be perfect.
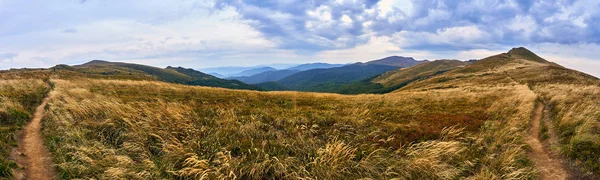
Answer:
[397, 49, 600, 177]
[42, 77, 537, 179]
[0, 70, 50, 179]
[535, 84, 600, 174]
[1, 48, 597, 179]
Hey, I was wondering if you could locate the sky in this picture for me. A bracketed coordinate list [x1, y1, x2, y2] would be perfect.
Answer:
[0, 0, 599, 77]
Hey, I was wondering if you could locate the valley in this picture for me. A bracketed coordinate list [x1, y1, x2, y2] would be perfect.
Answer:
[0, 48, 598, 179]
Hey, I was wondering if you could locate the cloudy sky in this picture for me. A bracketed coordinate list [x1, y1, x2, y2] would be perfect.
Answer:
[1, 0, 599, 77]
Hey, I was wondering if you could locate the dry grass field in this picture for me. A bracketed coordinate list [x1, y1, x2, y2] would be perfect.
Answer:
[534, 84, 600, 174]
[41, 77, 538, 179]
[0, 48, 597, 179]
[0, 71, 50, 179]
[398, 47, 600, 177]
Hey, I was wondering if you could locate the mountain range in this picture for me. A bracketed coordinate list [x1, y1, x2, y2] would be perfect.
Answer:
[59, 56, 436, 93]
[227, 56, 428, 92]
[51, 48, 598, 96]
[225, 63, 348, 84]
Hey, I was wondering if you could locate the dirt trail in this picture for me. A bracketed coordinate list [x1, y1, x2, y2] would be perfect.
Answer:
[526, 102, 568, 180]
[11, 96, 57, 180]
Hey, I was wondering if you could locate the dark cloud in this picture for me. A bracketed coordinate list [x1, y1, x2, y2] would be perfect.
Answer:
[214, 0, 379, 51]
[217, 0, 600, 51]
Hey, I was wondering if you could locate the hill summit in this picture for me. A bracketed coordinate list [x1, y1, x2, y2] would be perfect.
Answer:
[363, 56, 427, 67]
[79, 60, 113, 66]
[507, 47, 548, 63]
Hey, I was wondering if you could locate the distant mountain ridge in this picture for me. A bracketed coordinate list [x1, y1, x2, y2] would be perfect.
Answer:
[230, 67, 277, 77]
[73, 60, 261, 90]
[271, 56, 427, 92]
[362, 56, 428, 67]
[230, 70, 301, 84]
[228, 63, 346, 84]
[70, 55, 434, 93]
[209, 72, 226, 78]
[199, 66, 266, 77]
[287, 63, 346, 71]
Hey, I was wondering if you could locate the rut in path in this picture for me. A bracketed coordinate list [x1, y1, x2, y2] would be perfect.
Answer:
[11, 96, 57, 180]
[525, 102, 568, 180]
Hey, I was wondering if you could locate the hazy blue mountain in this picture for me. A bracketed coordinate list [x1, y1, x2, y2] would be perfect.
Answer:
[274, 56, 426, 92]
[287, 63, 346, 71]
[209, 72, 226, 78]
[199, 64, 298, 77]
[165, 66, 261, 90]
[199, 66, 258, 77]
[277, 64, 399, 92]
[230, 67, 277, 77]
[230, 70, 301, 84]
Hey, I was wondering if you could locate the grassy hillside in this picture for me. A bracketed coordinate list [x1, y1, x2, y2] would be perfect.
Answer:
[75, 60, 193, 83]
[254, 81, 289, 91]
[400, 47, 600, 176]
[69, 60, 260, 90]
[0, 70, 50, 179]
[373, 60, 470, 87]
[335, 60, 471, 94]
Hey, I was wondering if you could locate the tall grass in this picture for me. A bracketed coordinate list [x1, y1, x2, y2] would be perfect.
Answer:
[0, 79, 49, 179]
[496, 56, 600, 176]
[42, 78, 536, 179]
[535, 84, 600, 175]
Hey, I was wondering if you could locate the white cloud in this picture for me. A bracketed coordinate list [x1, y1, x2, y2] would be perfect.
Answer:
[378, 0, 395, 17]
[315, 35, 440, 63]
[341, 14, 353, 26]
[508, 15, 536, 35]
[531, 43, 600, 78]
[390, 26, 491, 49]
[316, 36, 401, 63]
[307, 5, 333, 22]
[454, 49, 505, 60]
[0, 4, 282, 69]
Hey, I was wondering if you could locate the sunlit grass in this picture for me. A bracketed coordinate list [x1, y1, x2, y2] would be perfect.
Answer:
[0, 78, 49, 179]
[42, 78, 537, 179]
[535, 84, 600, 173]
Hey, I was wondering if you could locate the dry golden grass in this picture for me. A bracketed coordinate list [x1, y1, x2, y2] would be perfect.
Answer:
[0, 78, 49, 179]
[4, 49, 595, 179]
[534, 84, 600, 174]
[398, 50, 600, 177]
[0, 48, 596, 180]
[41, 77, 537, 179]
